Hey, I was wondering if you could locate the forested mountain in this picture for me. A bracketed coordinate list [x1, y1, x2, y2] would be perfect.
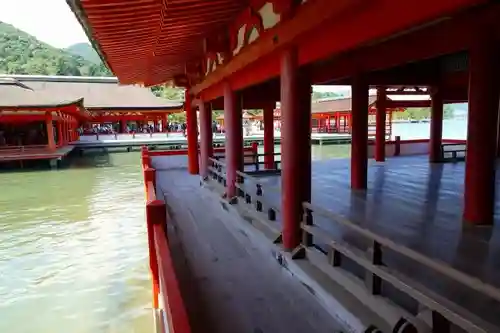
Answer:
[66, 42, 101, 64]
[0, 21, 111, 76]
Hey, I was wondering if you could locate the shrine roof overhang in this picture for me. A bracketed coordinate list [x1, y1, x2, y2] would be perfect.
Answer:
[4, 75, 183, 110]
[67, 0, 488, 94]
[0, 78, 85, 111]
[87, 106, 183, 113]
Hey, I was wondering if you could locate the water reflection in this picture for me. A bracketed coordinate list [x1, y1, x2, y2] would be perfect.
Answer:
[0, 152, 153, 333]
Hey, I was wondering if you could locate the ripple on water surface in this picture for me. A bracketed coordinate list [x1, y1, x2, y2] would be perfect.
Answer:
[0, 153, 153, 333]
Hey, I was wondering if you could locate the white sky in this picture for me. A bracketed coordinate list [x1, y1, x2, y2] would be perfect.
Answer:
[0, 0, 89, 48]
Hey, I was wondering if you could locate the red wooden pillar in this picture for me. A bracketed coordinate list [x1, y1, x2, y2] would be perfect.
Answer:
[281, 48, 312, 251]
[429, 86, 444, 163]
[223, 82, 243, 197]
[375, 87, 386, 162]
[463, 32, 500, 225]
[64, 119, 69, 143]
[45, 112, 56, 151]
[199, 102, 213, 178]
[121, 119, 127, 133]
[61, 118, 66, 144]
[57, 120, 63, 146]
[263, 103, 275, 169]
[185, 90, 199, 174]
[351, 76, 369, 189]
[497, 110, 500, 157]
[163, 114, 169, 132]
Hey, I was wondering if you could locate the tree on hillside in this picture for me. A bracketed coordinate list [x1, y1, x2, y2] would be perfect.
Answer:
[0, 22, 112, 77]
[151, 85, 184, 100]
[392, 104, 455, 120]
[312, 91, 341, 101]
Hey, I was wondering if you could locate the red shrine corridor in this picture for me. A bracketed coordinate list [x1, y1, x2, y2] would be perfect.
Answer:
[153, 154, 500, 331]
[153, 157, 346, 333]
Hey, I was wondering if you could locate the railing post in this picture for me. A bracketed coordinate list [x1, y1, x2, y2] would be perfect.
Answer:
[251, 142, 259, 171]
[366, 241, 383, 295]
[144, 167, 157, 191]
[146, 199, 166, 309]
[302, 207, 313, 247]
[394, 136, 401, 156]
[142, 155, 151, 168]
[256, 184, 263, 212]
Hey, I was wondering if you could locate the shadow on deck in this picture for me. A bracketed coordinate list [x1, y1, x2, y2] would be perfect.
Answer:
[234, 155, 500, 330]
[153, 156, 346, 333]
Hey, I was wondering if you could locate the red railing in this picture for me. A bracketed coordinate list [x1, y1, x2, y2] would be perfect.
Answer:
[141, 146, 192, 333]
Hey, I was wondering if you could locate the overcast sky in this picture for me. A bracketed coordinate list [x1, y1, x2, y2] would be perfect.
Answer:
[0, 0, 89, 48]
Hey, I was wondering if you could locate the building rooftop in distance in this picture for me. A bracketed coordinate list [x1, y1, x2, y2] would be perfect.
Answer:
[0, 75, 183, 111]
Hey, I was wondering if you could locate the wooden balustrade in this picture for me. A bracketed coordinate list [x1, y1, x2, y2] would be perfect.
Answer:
[141, 146, 192, 333]
[299, 202, 500, 333]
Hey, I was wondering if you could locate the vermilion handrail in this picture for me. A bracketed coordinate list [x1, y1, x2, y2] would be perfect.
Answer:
[142, 146, 192, 333]
[154, 222, 192, 333]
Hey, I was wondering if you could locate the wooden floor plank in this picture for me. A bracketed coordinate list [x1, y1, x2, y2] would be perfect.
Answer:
[239, 155, 500, 326]
[153, 156, 345, 333]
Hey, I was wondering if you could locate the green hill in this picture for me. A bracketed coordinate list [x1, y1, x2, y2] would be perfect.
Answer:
[0, 21, 111, 76]
[66, 42, 101, 64]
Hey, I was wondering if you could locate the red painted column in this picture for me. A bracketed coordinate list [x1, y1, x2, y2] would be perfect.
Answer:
[121, 119, 127, 133]
[281, 48, 312, 251]
[57, 120, 63, 146]
[429, 86, 444, 163]
[163, 115, 169, 132]
[375, 87, 386, 162]
[351, 76, 369, 189]
[463, 33, 500, 225]
[185, 90, 199, 174]
[199, 102, 213, 178]
[223, 82, 243, 197]
[497, 110, 500, 157]
[45, 112, 56, 151]
[263, 103, 275, 169]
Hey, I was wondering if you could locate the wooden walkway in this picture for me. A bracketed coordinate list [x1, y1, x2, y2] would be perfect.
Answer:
[153, 156, 344, 333]
[0, 145, 74, 162]
[241, 156, 500, 327]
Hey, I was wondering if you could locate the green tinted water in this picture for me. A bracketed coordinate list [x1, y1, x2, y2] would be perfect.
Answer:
[0, 145, 350, 333]
[0, 152, 153, 333]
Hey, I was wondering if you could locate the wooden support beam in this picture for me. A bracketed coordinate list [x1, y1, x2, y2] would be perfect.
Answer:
[193, 0, 490, 100]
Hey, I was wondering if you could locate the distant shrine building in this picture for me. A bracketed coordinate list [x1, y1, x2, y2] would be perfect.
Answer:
[0, 75, 183, 165]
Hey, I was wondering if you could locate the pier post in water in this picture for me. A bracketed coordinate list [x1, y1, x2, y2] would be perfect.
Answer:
[185, 90, 199, 174]
[463, 29, 500, 225]
[350, 75, 369, 190]
[280, 47, 312, 251]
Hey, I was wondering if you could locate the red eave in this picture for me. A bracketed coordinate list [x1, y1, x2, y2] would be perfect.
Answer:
[194, 0, 488, 99]
[69, 0, 487, 93]
[68, 0, 247, 85]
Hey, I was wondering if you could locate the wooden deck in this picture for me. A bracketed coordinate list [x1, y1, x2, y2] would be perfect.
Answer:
[0, 145, 74, 162]
[153, 156, 345, 333]
[237, 156, 500, 327]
